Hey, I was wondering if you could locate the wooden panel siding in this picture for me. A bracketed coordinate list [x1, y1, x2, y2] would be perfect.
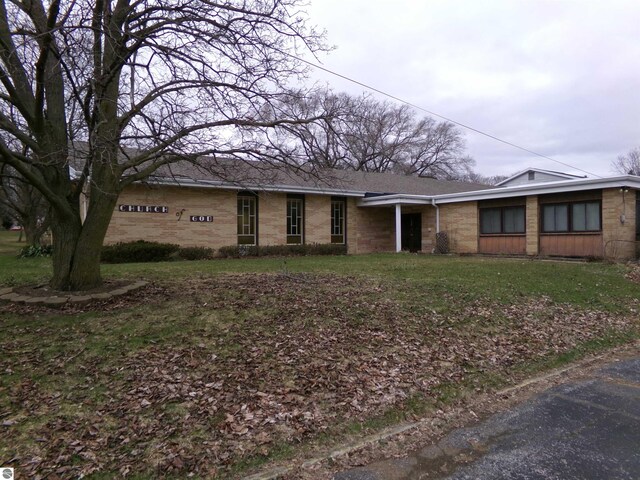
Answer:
[539, 233, 603, 257]
[479, 235, 526, 254]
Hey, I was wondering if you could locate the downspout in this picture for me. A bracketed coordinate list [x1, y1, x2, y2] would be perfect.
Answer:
[431, 198, 440, 233]
[395, 203, 402, 252]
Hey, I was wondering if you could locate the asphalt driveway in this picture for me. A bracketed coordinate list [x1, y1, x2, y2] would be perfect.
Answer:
[333, 358, 640, 480]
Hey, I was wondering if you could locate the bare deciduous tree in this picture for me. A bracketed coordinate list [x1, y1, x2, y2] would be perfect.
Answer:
[449, 170, 506, 185]
[612, 147, 640, 175]
[0, 0, 326, 290]
[0, 164, 50, 245]
[268, 89, 474, 178]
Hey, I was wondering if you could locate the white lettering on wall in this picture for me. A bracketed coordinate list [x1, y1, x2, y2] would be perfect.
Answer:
[118, 204, 169, 214]
[189, 215, 214, 222]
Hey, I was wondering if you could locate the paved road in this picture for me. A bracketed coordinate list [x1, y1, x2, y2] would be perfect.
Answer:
[333, 358, 640, 480]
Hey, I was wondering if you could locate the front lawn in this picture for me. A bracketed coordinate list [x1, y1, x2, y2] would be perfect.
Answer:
[1, 230, 639, 478]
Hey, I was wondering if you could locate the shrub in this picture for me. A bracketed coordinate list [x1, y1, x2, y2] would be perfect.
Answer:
[217, 245, 259, 258]
[18, 244, 53, 258]
[101, 240, 180, 263]
[178, 246, 215, 261]
[217, 243, 347, 258]
[307, 243, 348, 256]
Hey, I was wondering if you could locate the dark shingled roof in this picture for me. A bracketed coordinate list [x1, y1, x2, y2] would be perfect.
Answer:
[150, 157, 493, 196]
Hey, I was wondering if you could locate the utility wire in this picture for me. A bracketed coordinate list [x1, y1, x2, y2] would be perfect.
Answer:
[294, 55, 603, 179]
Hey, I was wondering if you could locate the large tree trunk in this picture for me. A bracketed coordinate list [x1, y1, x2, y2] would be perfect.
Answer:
[48, 172, 119, 291]
[67, 188, 118, 290]
[49, 209, 84, 290]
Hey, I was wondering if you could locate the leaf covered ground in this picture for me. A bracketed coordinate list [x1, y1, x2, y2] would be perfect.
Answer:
[1, 270, 639, 479]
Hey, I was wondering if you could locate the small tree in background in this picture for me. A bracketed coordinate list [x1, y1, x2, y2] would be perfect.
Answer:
[0, 164, 50, 244]
[612, 147, 640, 175]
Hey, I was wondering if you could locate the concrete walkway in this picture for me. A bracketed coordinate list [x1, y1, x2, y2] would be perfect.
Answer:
[333, 358, 640, 480]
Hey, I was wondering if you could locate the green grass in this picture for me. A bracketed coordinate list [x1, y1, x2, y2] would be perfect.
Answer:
[1, 226, 637, 312]
[0, 230, 52, 285]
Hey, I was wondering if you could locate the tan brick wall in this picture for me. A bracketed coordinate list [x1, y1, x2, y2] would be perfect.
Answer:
[526, 195, 539, 255]
[105, 185, 236, 248]
[346, 197, 358, 254]
[305, 195, 331, 244]
[602, 188, 637, 260]
[106, 187, 352, 250]
[439, 201, 478, 253]
[257, 192, 286, 245]
[422, 207, 437, 252]
[354, 207, 395, 253]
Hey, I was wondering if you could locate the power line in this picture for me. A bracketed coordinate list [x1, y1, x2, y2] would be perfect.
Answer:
[294, 55, 603, 179]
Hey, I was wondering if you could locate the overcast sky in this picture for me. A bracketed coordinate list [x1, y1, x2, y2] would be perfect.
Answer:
[304, 0, 640, 178]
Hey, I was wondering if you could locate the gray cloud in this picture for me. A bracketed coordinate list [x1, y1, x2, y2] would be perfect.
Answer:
[306, 0, 640, 177]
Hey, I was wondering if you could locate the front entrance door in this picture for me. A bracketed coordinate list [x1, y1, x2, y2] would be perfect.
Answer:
[401, 213, 422, 252]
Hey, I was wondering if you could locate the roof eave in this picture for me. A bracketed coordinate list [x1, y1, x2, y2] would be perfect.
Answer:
[144, 176, 367, 197]
[357, 194, 434, 207]
[435, 175, 640, 204]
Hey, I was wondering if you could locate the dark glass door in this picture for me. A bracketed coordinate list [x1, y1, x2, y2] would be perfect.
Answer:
[401, 213, 422, 252]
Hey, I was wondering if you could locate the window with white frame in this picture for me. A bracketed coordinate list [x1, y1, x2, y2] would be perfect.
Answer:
[286, 195, 304, 244]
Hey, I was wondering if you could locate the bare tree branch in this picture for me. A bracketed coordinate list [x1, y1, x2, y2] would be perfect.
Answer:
[612, 147, 640, 176]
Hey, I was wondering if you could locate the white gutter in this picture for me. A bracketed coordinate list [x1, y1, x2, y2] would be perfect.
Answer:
[357, 194, 433, 206]
[146, 177, 366, 198]
[395, 204, 402, 252]
[433, 175, 640, 204]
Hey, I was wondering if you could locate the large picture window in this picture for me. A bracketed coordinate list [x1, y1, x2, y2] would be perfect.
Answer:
[331, 197, 346, 244]
[237, 194, 257, 245]
[542, 201, 601, 233]
[480, 206, 525, 234]
[286, 195, 304, 244]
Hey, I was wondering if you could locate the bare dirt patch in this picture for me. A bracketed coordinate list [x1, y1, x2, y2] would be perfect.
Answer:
[0, 281, 170, 314]
[1, 273, 638, 479]
[12, 280, 132, 297]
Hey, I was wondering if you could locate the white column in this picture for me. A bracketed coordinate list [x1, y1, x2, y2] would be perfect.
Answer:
[395, 203, 402, 252]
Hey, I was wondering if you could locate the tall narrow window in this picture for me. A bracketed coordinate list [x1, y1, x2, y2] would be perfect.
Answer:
[503, 207, 526, 233]
[286, 195, 304, 244]
[542, 204, 568, 232]
[331, 197, 346, 244]
[480, 208, 502, 234]
[572, 202, 600, 231]
[237, 194, 257, 245]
